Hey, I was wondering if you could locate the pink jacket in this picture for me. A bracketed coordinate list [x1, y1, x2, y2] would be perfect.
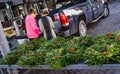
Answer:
[25, 15, 40, 39]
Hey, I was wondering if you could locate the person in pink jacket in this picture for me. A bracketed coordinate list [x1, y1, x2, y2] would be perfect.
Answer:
[25, 8, 40, 40]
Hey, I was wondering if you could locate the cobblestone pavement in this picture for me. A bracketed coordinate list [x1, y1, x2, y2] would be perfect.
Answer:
[87, 0, 120, 37]
[1, 69, 117, 74]
[16, 69, 115, 74]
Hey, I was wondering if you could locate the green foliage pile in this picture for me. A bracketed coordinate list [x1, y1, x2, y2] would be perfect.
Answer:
[1, 30, 120, 69]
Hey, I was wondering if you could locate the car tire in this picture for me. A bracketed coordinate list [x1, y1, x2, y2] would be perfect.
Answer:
[78, 20, 87, 36]
[103, 6, 109, 18]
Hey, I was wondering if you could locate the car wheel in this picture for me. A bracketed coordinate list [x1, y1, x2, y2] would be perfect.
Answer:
[78, 20, 87, 36]
[103, 6, 109, 18]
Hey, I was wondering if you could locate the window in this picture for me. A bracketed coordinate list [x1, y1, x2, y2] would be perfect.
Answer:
[12, 6, 19, 18]
[39, 1, 45, 9]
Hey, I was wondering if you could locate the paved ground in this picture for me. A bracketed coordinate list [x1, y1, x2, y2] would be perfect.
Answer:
[87, 0, 120, 37]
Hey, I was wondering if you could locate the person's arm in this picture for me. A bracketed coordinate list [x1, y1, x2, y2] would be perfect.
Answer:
[48, 16, 55, 29]
[30, 20, 40, 34]
[38, 19, 44, 33]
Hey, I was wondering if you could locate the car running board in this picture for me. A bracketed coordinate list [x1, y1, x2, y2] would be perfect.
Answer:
[92, 14, 104, 23]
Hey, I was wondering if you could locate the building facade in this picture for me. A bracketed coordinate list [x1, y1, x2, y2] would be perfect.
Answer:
[0, 0, 46, 25]
[0, 0, 49, 39]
